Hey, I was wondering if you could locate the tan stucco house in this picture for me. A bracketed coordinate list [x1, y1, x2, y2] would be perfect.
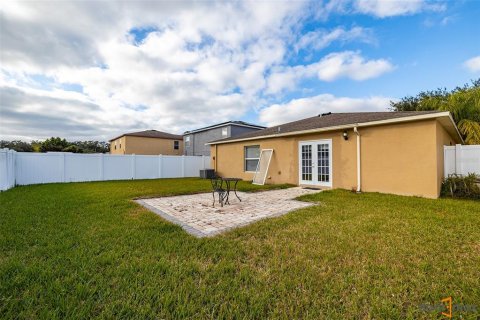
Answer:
[109, 130, 183, 155]
[209, 111, 463, 199]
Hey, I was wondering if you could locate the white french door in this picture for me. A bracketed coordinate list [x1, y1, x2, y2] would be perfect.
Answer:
[298, 140, 332, 187]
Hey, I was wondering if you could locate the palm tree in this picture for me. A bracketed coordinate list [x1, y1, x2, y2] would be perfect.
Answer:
[421, 86, 480, 144]
[390, 80, 480, 144]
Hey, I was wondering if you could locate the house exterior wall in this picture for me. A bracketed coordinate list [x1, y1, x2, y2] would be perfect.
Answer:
[109, 136, 127, 154]
[184, 126, 227, 156]
[109, 136, 183, 155]
[211, 119, 457, 198]
[359, 120, 437, 197]
[184, 124, 264, 156]
[231, 125, 261, 137]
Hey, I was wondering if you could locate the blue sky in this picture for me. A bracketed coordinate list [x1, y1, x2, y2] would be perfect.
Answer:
[0, 0, 479, 141]
[285, 1, 479, 98]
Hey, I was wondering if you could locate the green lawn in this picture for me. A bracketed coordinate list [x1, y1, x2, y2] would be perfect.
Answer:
[1, 178, 479, 319]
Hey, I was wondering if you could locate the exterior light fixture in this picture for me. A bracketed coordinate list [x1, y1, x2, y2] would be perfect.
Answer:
[343, 131, 349, 140]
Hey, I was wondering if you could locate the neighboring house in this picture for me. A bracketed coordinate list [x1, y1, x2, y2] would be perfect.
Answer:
[109, 130, 183, 155]
[183, 121, 265, 156]
[208, 111, 463, 199]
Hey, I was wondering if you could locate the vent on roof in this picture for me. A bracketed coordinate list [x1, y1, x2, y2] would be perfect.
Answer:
[319, 112, 332, 117]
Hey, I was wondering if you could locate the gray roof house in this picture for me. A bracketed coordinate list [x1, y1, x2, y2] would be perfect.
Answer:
[183, 121, 265, 156]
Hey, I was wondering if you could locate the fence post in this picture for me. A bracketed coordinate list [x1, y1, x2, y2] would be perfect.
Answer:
[444, 147, 448, 177]
[131, 154, 136, 180]
[158, 154, 163, 178]
[8, 150, 13, 189]
[0, 150, 5, 191]
[455, 144, 462, 175]
[182, 155, 185, 177]
[13, 150, 18, 188]
[99, 154, 104, 181]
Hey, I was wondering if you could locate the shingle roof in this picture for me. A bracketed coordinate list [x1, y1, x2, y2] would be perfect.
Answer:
[109, 130, 183, 142]
[183, 121, 266, 134]
[210, 111, 446, 144]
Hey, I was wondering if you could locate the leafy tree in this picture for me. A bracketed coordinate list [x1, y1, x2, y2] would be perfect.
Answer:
[30, 140, 42, 152]
[390, 79, 480, 144]
[62, 145, 83, 153]
[1, 138, 110, 153]
[0, 140, 34, 152]
[71, 141, 109, 153]
[39, 137, 70, 152]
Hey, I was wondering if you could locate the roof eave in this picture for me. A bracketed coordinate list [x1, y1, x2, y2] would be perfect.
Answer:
[109, 134, 125, 142]
[109, 134, 183, 142]
[207, 112, 463, 145]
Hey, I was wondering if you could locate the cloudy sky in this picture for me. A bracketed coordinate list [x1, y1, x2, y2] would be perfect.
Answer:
[1, 0, 479, 141]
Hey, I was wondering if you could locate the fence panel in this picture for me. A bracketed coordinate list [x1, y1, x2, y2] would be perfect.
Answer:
[162, 156, 183, 178]
[65, 153, 103, 182]
[0, 149, 16, 191]
[185, 156, 205, 177]
[444, 144, 480, 176]
[102, 155, 138, 181]
[135, 155, 159, 179]
[0, 151, 211, 189]
[461, 146, 480, 174]
[16, 153, 64, 185]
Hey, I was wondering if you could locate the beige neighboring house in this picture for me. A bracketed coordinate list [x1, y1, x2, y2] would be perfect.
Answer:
[109, 130, 183, 155]
[208, 111, 463, 199]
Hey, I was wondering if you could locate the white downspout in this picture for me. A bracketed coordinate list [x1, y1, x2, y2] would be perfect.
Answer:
[354, 126, 361, 193]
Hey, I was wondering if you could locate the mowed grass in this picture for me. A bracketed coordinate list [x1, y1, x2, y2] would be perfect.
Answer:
[0, 178, 479, 319]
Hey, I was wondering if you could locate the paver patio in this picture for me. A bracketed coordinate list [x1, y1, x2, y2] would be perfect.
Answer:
[136, 187, 319, 237]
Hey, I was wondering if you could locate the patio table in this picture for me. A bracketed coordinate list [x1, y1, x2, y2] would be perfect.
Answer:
[221, 177, 242, 204]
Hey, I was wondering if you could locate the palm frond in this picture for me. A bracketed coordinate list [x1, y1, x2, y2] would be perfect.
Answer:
[458, 119, 480, 145]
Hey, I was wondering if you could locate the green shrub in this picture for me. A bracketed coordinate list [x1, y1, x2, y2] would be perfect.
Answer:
[441, 173, 480, 199]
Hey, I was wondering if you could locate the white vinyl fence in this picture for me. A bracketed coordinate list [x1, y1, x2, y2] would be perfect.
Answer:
[0, 149, 16, 191]
[444, 144, 480, 176]
[0, 149, 211, 191]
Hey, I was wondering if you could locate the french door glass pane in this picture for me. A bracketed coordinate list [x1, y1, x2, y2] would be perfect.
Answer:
[301, 145, 312, 181]
[317, 143, 329, 182]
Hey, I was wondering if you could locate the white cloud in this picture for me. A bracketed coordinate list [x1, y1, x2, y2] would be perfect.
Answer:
[315, 51, 394, 81]
[464, 56, 480, 73]
[354, 0, 444, 18]
[266, 51, 394, 94]
[0, 1, 397, 141]
[0, 1, 308, 140]
[259, 94, 393, 126]
[355, 0, 423, 17]
[295, 26, 375, 52]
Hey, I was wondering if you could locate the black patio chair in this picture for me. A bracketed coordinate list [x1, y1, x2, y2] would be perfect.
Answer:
[210, 176, 226, 207]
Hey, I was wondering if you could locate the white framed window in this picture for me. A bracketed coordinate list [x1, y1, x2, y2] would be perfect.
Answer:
[222, 127, 228, 137]
[174, 140, 179, 150]
[244, 145, 260, 172]
[185, 136, 190, 147]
